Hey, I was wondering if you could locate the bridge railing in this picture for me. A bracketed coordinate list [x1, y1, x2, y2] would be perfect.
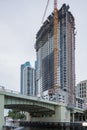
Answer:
[0, 85, 20, 94]
[0, 86, 39, 99]
[0, 85, 5, 90]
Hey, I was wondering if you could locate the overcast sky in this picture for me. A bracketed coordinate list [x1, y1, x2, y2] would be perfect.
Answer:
[0, 0, 87, 91]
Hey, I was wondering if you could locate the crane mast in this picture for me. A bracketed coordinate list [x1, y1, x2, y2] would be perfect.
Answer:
[53, 0, 58, 90]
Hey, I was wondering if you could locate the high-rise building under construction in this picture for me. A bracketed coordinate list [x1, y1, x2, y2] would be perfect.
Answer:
[35, 4, 75, 106]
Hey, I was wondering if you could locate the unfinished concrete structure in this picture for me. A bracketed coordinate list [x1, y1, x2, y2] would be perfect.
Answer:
[35, 4, 76, 108]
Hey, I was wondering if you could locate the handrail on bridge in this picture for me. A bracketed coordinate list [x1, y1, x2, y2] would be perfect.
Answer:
[0, 85, 20, 95]
[0, 86, 39, 99]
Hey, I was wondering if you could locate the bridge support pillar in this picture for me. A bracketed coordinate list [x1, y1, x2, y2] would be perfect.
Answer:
[26, 112, 31, 121]
[72, 113, 75, 122]
[0, 94, 4, 130]
[54, 105, 70, 122]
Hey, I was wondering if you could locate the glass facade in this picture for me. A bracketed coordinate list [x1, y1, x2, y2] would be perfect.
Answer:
[20, 61, 35, 96]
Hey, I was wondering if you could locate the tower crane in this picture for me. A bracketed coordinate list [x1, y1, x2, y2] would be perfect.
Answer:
[53, 0, 58, 90]
[42, 0, 50, 24]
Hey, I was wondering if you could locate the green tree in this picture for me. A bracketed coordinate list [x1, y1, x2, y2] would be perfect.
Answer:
[8, 109, 25, 120]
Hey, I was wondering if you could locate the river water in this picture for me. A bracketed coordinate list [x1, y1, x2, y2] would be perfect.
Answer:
[24, 126, 86, 130]
[24, 128, 66, 130]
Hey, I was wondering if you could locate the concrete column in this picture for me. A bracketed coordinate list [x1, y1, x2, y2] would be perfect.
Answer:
[0, 94, 4, 130]
[72, 113, 74, 122]
[54, 105, 70, 122]
[26, 112, 31, 121]
[77, 113, 80, 121]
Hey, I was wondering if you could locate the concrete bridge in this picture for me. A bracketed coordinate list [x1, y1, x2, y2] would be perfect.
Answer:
[0, 86, 83, 130]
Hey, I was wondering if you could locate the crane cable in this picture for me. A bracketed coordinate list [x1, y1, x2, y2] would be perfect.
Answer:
[41, 0, 50, 24]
